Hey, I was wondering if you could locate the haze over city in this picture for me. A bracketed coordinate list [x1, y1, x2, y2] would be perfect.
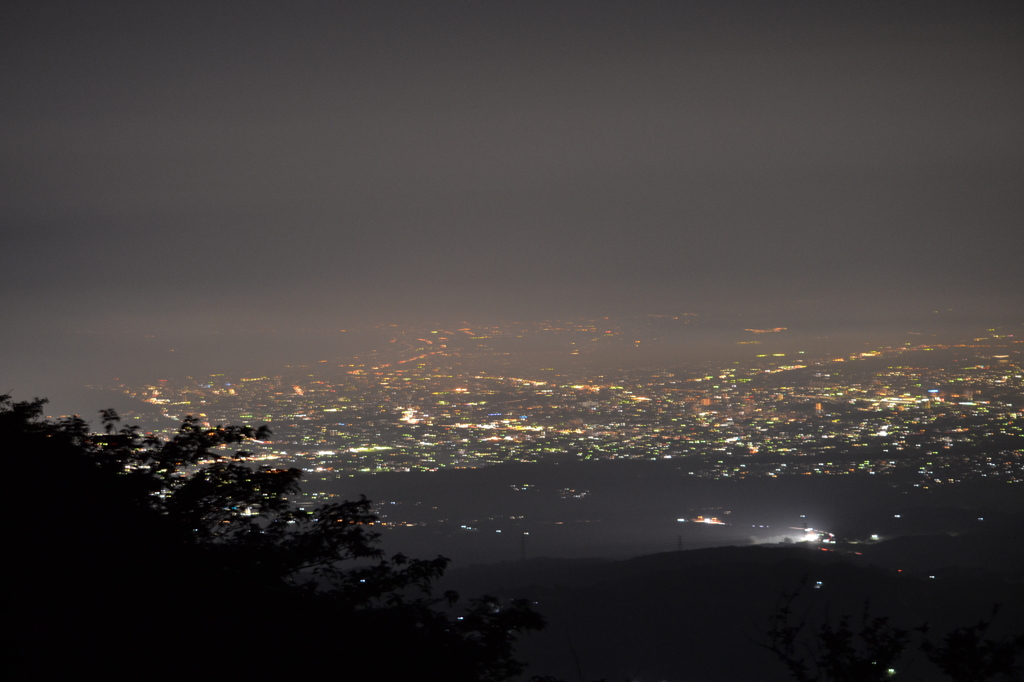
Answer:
[3, 1, 1022, 409]
[4, 3, 1023, 681]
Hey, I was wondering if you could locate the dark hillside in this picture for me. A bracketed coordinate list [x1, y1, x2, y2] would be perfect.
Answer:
[442, 538, 1024, 682]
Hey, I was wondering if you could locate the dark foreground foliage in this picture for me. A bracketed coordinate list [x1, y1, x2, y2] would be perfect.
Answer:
[764, 580, 1024, 682]
[7, 395, 542, 680]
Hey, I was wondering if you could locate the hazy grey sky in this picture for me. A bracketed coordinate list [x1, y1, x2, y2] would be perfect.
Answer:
[2, 1, 1022, 400]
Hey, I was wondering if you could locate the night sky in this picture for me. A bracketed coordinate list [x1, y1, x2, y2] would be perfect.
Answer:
[3, 1, 1022, 404]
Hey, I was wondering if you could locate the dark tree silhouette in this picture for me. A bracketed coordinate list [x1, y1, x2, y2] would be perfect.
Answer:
[764, 584, 913, 682]
[764, 580, 1023, 682]
[919, 607, 1024, 682]
[8, 395, 543, 680]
